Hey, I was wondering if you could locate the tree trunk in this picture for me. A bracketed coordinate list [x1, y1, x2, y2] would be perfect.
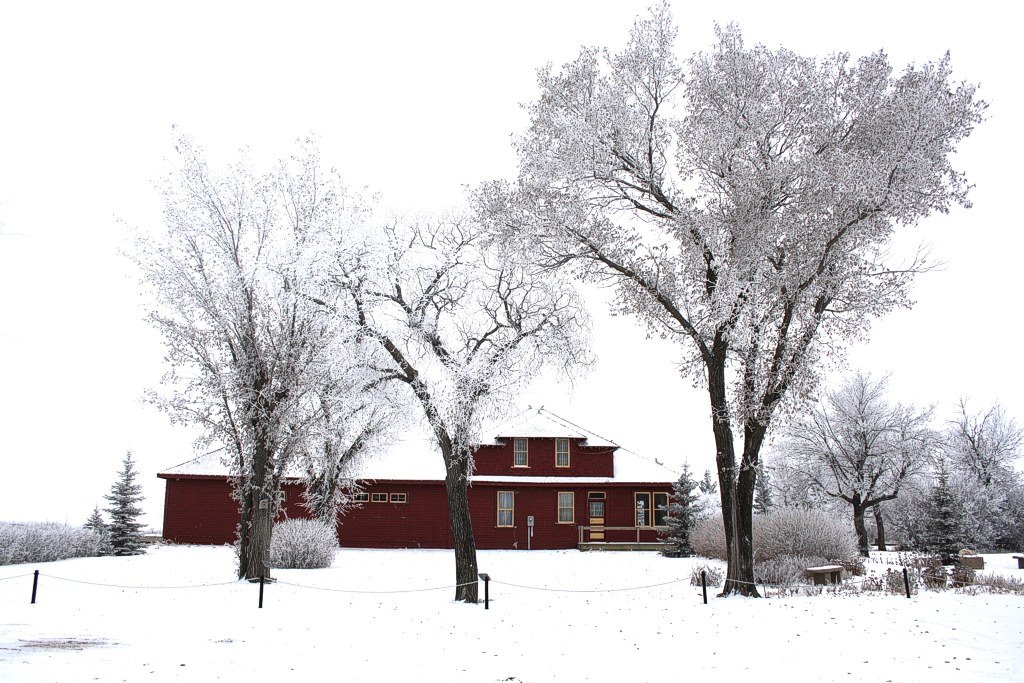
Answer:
[244, 493, 274, 580]
[240, 436, 275, 581]
[873, 505, 887, 552]
[443, 444, 479, 603]
[852, 502, 870, 557]
[708, 351, 760, 597]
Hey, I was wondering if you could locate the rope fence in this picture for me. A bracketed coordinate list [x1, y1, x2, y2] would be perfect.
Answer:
[3, 562, 1012, 609]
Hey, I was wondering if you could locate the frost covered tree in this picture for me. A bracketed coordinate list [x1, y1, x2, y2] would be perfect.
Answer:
[83, 506, 112, 556]
[783, 373, 934, 556]
[660, 463, 701, 557]
[919, 458, 965, 563]
[137, 136, 381, 580]
[104, 452, 145, 556]
[698, 468, 717, 495]
[331, 218, 589, 602]
[753, 461, 774, 515]
[944, 400, 1024, 550]
[478, 6, 983, 594]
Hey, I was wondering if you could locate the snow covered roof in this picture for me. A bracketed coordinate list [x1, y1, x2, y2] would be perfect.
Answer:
[158, 411, 679, 484]
[480, 409, 618, 448]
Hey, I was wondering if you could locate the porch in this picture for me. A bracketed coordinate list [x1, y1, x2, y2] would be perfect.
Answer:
[576, 525, 667, 551]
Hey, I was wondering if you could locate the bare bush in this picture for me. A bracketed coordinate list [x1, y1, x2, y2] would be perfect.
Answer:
[269, 519, 339, 569]
[755, 508, 860, 564]
[0, 522, 103, 565]
[972, 572, 1024, 594]
[690, 515, 727, 560]
[950, 564, 975, 587]
[755, 555, 828, 588]
[921, 564, 948, 589]
[689, 563, 724, 587]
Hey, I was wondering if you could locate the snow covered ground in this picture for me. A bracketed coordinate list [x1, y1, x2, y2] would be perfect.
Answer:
[1, 546, 1021, 682]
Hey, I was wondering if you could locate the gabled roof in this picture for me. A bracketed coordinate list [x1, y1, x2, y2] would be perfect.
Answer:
[158, 410, 679, 484]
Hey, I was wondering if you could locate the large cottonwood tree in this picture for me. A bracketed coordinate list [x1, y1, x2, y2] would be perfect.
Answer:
[331, 219, 589, 602]
[139, 137, 379, 580]
[479, 7, 984, 594]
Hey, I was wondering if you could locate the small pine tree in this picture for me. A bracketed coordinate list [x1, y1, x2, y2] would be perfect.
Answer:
[84, 506, 112, 556]
[660, 463, 701, 557]
[920, 460, 965, 564]
[754, 461, 775, 515]
[104, 452, 146, 556]
[699, 468, 718, 495]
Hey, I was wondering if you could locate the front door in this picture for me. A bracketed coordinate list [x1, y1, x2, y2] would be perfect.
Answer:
[588, 496, 606, 541]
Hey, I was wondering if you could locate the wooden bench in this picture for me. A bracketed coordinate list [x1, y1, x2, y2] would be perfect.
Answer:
[959, 555, 984, 570]
[805, 565, 843, 585]
[1014, 555, 1024, 569]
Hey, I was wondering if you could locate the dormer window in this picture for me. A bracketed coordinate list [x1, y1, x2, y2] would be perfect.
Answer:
[513, 438, 528, 467]
[555, 438, 570, 467]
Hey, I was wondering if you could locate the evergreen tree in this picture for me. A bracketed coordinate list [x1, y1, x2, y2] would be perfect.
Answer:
[753, 462, 775, 515]
[84, 506, 112, 556]
[920, 460, 965, 564]
[104, 452, 146, 556]
[660, 463, 701, 557]
[698, 468, 718, 495]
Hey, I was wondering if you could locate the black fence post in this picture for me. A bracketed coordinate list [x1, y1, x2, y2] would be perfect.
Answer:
[258, 574, 265, 609]
[478, 573, 490, 610]
[30, 570, 39, 605]
[701, 570, 708, 605]
[902, 567, 911, 599]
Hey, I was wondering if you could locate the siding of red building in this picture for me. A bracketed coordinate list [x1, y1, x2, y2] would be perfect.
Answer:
[160, 475, 671, 549]
[473, 437, 615, 477]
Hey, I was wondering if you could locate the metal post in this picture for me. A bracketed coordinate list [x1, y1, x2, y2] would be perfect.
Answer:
[31, 570, 39, 604]
[701, 570, 708, 605]
[478, 573, 490, 610]
[258, 574, 265, 608]
[902, 567, 911, 599]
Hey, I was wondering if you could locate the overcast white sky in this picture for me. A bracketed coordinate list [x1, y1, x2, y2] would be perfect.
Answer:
[1, 1, 1020, 529]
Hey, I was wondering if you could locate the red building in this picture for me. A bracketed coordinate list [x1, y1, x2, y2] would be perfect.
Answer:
[158, 420, 677, 550]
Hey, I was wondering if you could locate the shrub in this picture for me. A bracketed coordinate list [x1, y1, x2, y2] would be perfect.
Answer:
[689, 563, 724, 587]
[974, 573, 1024, 595]
[921, 564, 948, 590]
[950, 564, 975, 588]
[690, 515, 727, 560]
[754, 508, 860, 564]
[269, 519, 339, 569]
[755, 555, 828, 588]
[0, 522, 103, 565]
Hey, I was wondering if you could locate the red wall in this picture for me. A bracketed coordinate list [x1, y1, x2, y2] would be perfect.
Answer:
[160, 476, 671, 549]
[473, 437, 615, 477]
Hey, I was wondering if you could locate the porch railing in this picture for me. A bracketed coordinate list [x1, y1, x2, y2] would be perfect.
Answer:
[577, 525, 662, 544]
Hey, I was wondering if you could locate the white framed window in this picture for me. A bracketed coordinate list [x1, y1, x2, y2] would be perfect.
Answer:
[497, 491, 514, 527]
[513, 438, 528, 467]
[555, 438, 570, 468]
[371, 493, 388, 503]
[352, 492, 370, 503]
[390, 493, 407, 503]
[557, 491, 575, 523]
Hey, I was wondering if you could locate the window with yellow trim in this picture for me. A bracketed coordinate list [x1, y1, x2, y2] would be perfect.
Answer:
[555, 438, 570, 467]
[635, 492, 670, 526]
[390, 493, 407, 503]
[371, 493, 388, 503]
[557, 491, 574, 523]
[513, 438, 528, 467]
[497, 491, 514, 527]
